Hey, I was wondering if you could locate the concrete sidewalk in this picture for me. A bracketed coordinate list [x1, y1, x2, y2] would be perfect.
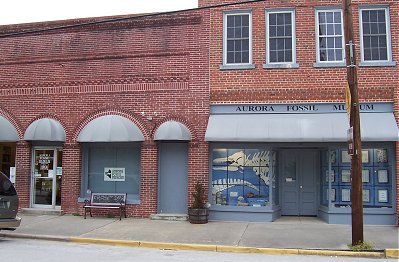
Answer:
[1, 214, 398, 258]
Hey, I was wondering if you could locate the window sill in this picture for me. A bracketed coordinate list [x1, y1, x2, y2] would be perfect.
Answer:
[219, 64, 256, 70]
[313, 62, 346, 68]
[263, 63, 299, 69]
[359, 61, 396, 67]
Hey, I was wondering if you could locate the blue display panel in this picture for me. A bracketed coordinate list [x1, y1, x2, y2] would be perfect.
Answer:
[321, 148, 392, 208]
[211, 148, 275, 207]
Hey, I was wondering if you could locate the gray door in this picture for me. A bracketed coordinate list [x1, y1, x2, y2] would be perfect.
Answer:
[158, 143, 188, 214]
[281, 150, 318, 216]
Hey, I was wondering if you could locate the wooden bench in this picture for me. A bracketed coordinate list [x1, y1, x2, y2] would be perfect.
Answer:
[84, 193, 127, 220]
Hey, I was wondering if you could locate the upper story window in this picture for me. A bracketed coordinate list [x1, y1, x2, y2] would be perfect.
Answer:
[315, 8, 345, 67]
[264, 9, 298, 69]
[221, 10, 254, 70]
[359, 6, 395, 66]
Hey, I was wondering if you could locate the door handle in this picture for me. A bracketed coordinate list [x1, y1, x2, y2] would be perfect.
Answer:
[300, 185, 303, 189]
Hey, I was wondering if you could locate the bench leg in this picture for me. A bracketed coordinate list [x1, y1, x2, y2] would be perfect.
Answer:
[84, 208, 87, 219]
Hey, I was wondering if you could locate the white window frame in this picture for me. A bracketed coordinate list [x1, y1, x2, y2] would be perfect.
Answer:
[359, 5, 396, 67]
[264, 8, 298, 69]
[220, 10, 254, 70]
[314, 8, 345, 68]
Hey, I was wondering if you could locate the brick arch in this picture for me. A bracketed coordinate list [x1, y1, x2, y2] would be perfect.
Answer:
[71, 108, 150, 143]
[152, 116, 198, 142]
[0, 106, 24, 140]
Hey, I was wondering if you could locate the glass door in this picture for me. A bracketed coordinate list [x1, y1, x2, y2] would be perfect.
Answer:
[32, 148, 62, 208]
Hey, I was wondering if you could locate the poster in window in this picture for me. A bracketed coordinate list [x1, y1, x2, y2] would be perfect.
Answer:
[341, 150, 351, 163]
[377, 170, 388, 183]
[361, 150, 369, 163]
[361, 170, 370, 183]
[378, 189, 388, 203]
[362, 189, 370, 202]
[342, 189, 351, 202]
[341, 170, 351, 183]
[325, 170, 335, 183]
[104, 168, 126, 182]
[376, 149, 388, 163]
[327, 188, 336, 202]
[329, 150, 336, 164]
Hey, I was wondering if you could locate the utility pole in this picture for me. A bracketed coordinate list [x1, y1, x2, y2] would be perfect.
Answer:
[342, 0, 364, 245]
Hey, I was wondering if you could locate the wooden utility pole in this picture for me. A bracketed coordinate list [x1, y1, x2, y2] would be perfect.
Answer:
[342, 0, 364, 245]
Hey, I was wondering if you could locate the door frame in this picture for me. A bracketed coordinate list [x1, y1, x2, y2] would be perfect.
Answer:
[30, 146, 62, 209]
[280, 149, 320, 216]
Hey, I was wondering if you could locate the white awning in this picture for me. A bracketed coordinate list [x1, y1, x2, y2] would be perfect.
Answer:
[24, 118, 66, 142]
[0, 116, 19, 142]
[205, 113, 399, 142]
[77, 115, 144, 142]
[154, 121, 191, 141]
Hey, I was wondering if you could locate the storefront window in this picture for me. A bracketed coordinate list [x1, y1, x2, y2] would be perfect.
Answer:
[321, 148, 392, 208]
[211, 148, 276, 207]
[83, 143, 140, 198]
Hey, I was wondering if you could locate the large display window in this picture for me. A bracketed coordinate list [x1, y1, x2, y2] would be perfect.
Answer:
[81, 143, 141, 203]
[321, 147, 393, 208]
[211, 148, 276, 207]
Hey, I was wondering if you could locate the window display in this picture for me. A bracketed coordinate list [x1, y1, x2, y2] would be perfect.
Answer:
[212, 148, 275, 207]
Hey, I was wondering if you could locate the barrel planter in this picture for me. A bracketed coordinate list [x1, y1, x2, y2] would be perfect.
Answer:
[188, 208, 209, 224]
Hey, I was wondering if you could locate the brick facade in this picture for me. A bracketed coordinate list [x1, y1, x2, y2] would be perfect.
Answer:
[0, 10, 210, 217]
[202, 0, 398, 223]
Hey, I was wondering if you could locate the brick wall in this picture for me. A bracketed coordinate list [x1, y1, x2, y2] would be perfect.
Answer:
[205, 0, 398, 223]
[0, 10, 210, 217]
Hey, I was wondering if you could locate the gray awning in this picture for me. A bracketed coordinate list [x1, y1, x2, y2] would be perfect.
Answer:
[0, 116, 19, 142]
[77, 115, 144, 142]
[205, 113, 399, 142]
[24, 118, 66, 142]
[154, 121, 191, 141]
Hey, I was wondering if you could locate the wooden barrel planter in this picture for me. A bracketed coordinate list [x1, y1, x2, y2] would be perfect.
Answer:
[188, 208, 209, 224]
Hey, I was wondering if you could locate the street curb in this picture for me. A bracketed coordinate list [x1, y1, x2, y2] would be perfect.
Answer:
[1, 233, 389, 258]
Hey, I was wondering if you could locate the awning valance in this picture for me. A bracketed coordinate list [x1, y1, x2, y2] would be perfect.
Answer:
[154, 121, 191, 141]
[77, 115, 144, 142]
[24, 118, 66, 142]
[205, 113, 399, 142]
[0, 116, 19, 142]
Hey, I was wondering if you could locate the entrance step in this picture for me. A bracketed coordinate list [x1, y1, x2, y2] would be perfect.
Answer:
[20, 208, 64, 216]
[150, 213, 188, 221]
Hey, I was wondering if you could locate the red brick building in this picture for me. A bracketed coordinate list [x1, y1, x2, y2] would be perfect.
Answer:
[0, 10, 210, 217]
[201, 0, 398, 224]
[0, 0, 398, 225]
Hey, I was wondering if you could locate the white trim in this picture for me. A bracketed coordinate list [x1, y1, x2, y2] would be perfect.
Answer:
[359, 6, 394, 65]
[265, 9, 297, 67]
[222, 10, 253, 67]
[314, 8, 345, 64]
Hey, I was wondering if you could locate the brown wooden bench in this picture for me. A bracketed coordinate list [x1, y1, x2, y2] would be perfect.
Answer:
[84, 192, 127, 220]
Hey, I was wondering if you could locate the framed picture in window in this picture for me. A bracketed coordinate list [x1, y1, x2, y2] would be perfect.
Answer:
[327, 188, 336, 202]
[325, 170, 335, 183]
[377, 170, 388, 183]
[362, 189, 370, 203]
[378, 189, 388, 203]
[341, 150, 351, 163]
[361, 150, 369, 163]
[376, 149, 388, 163]
[342, 189, 351, 202]
[341, 170, 351, 183]
[361, 170, 370, 183]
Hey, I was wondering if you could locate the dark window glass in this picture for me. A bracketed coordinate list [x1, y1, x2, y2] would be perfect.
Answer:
[362, 9, 388, 61]
[317, 10, 343, 62]
[225, 14, 250, 64]
[268, 12, 293, 63]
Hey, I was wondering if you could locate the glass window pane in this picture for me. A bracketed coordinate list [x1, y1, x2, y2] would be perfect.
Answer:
[363, 23, 370, 35]
[277, 39, 285, 49]
[363, 36, 371, 48]
[328, 49, 335, 61]
[234, 15, 242, 27]
[277, 13, 284, 25]
[370, 23, 378, 34]
[379, 36, 387, 47]
[327, 38, 335, 48]
[227, 40, 234, 51]
[242, 26, 249, 38]
[319, 12, 326, 24]
[277, 51, 284, 62]
[235, 51, 242, 63]
[320, 49, 327, 61]
[377, 10, 385, 23]
[235, 27, 242, 38]
[319, 24, 327, 35]
[235, 40, 242, 51]
[378, 23, 386, 34]
[242, 15, 249, 26]
[327, 24, 334, 35]
[242, 39, 249, 51]
[227, 28, 234, 38]
[285, 38, 292, 49]
[285, 50, 292, 62]
[363, 48, 371, 60]
[335, 37, 342, 48]
[319, 38, 326, 48]
[227, 52, 235, 63]
[270, 51, 277, 62]
[270, 39, 277, 50]
[285, 13, 292, 24]
[326, 12, 333, 23]
[335, 49, 343, 60]
[334, 12, 341, 23]
[270, 26, 277, 37]
[285, 25, 292, 36]
[335, 24, 342, 35]
[242, 51, 249, 63]
[370, 36, 379, 48]
[371, 48, 379, 60]
[227, 16, 234, 27]
[379, 48, 387, 60]
[269, 14, 277, 25]
[362, 10, 370, 22]
[277, 25, 285, 36]
[370, 11, 378, 22]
